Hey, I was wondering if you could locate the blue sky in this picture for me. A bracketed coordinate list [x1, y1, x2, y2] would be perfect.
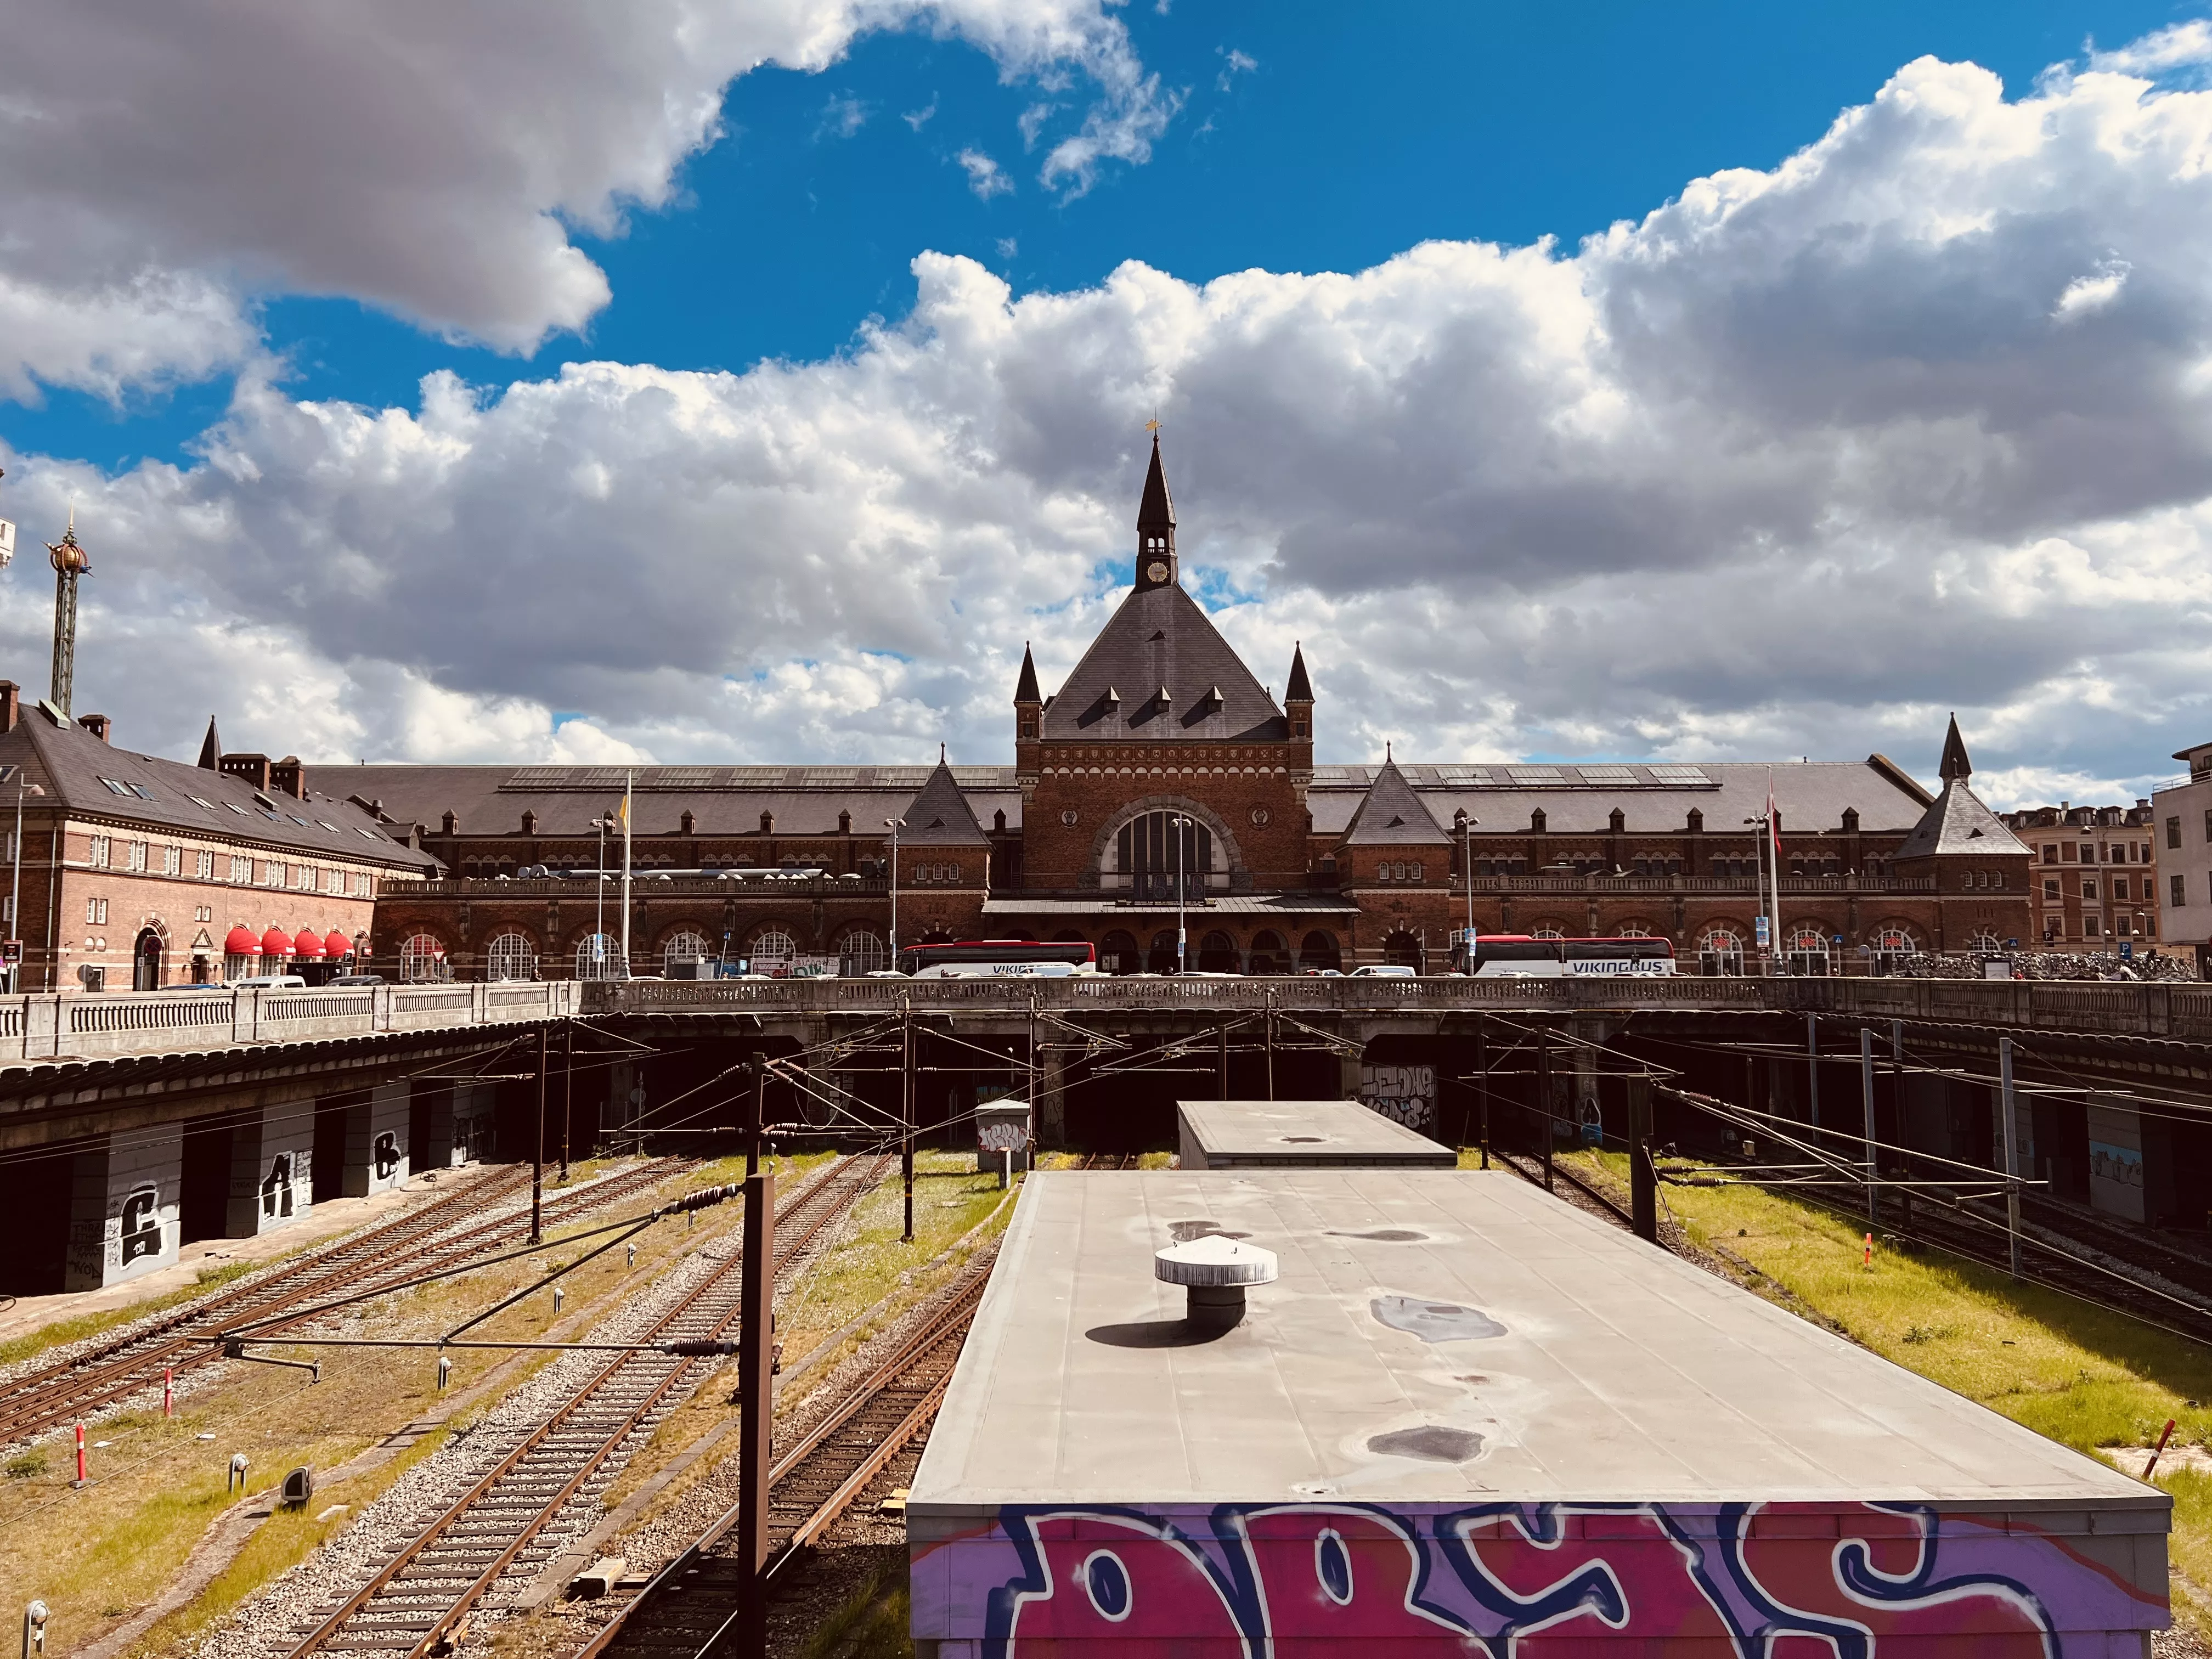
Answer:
[4, 0, 2212, 802]
[7, 2, 2182, 470]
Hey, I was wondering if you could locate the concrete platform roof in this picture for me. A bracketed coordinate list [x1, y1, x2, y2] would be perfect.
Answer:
[1177, 1099, 1457, 1168]
[911, 1169, 2149, 1521]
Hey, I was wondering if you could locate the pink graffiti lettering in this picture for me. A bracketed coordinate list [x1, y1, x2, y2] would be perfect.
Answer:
[1455, 1506, 1741, 1656]
[1003, 1511, 1250, 1655]
[1240, 1506, 1474, 1652]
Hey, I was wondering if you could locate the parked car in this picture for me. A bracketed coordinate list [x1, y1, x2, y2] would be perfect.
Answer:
[230, 973, 308, 989]
[1349, 964, 1417, 978]
[328, 973, 385, 986]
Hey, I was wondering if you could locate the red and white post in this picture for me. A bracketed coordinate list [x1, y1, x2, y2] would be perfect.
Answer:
[164, 1367, 174, 1419]
[74, 1422, 86, 1485]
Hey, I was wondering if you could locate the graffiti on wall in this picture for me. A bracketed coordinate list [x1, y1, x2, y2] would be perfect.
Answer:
[1360, 1063, 1436, 1134]
[912, 1498, 2162, 1655]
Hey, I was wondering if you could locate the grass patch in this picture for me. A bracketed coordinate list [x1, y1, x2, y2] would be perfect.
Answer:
[800, 1561, 912, 1659]
[1550, 1148, 2212, 1637]
[0, 1260, 262, 1369]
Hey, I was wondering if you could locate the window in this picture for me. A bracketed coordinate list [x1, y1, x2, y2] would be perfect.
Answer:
[350, 871, 368, 896]
[2084, 916, 2101, 937]
[2113, 876, 2130, 901]
[2175, 873, 2188, 907]
[196, 850, 214, 880]
[1697, 928, 1745, 975]
[321, 867, 338, 894]
[659, 930, 710, 975]
[229, 854, 251, 884]
[125, 840, 147, 872]
[88, 834, 110, 867]
[2044, 879, 2060, 899]
[2083, 878, 2097, 899]
[399, 934, 448, 983]
[748, 929, 798, 968]
[485, 932, 538, 982]
[1113, 811, 1212, 901]
[225, 801, 250, 816]
[194, 905, 212, 923]
[162, 845, 182, 876]
[839, 930, 887, 973]
[98, 777, 129, 795]
[2203, 809, 2212, 843]
[2040, 844, 2057, 864]
[84, 897, 108, 925]
[129, 784, 155, 801]
[188, 795, 216, 811]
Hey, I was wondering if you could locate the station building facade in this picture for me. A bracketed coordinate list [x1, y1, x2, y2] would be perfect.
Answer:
[335, 441, 2033, 979]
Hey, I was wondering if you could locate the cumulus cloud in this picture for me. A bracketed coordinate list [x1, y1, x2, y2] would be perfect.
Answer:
[958, 148, 1015, 198]
[0, 0, 1169, 391]
[19, 42, 2212, 803]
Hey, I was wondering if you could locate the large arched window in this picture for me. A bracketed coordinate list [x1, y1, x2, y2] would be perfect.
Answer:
[1198, 930, 1238, 973]
[661, 929, 711, 975]
[1968, 930, 1999, 953]
[1249, 930, 1288, 975]
[575, 934, 625, 980]
[485, 932, 537, 982]
[399, 934, 448, 984]
[1698, 927, 1745, 976]
[1786, 927, 1832, 977]
[1099, 929, 1139, 975]
[1110, 810, 1215, 900]
[840, 930, 887, 974]
[1298, 930, 1341, 973]
[1383, 929, 1423, 970]
[748, 929, 798, 970]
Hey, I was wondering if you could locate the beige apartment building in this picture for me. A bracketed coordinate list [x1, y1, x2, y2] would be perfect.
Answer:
[2000, 801, 2160, 950]
[2154, 742, 2212, 973]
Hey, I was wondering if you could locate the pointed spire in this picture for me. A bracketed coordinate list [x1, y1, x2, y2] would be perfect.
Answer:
[1938, 714, 1972, 782]
[197, 716, 222, 770]
[1284, 641, 1312, 703]
[1014, 641, 1041, 705]
[1133, 430, 1178, 591]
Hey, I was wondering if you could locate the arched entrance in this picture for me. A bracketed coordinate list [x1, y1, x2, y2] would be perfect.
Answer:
[1298, 930, 1341, 973]
[1198, 930, 1238, 973]
[1383, 929, 1423, 970]
[1249, 930, 1288, 975]
[1147, 930, 1180, 974]
[133, 927, 163, 991]
[1099, 929, 1138, 974]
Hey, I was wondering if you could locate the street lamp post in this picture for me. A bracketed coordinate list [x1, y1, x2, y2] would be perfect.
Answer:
[619, 771, 634, 979]
[1459, 812, 1479, 974]
[592, 812, 616, 978]
[1171, 814, 1192, 973]
[884, 818, 905, 971]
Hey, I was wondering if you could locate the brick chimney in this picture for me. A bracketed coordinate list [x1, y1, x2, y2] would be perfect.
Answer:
[222, 753, 273, 792]
[268, 755, 307, 798]
[76, 713, 111, 743]
[0, 682, 19, 733]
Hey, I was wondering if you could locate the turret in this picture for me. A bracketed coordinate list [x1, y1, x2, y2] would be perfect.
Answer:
[1134, 432, 1177, 591]
[1284, 641, 1312, 742]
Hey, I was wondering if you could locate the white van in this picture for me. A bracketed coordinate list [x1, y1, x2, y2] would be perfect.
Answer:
[230, 973, 308, 989]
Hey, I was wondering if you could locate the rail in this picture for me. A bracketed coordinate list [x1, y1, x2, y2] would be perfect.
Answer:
[0, 979, 580, 1065]
[582, 973, 2212, 1039]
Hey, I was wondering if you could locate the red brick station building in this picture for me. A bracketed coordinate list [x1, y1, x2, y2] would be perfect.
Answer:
[332, 441, 2031, 981]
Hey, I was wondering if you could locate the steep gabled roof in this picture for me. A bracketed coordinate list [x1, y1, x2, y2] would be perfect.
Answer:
[1013, 642, 1041, 706]
[1895, 778, 2029, 859]
[1284, 642, 1312, 704]
[196, 717, 222, 770]
[894, 756, 991, 847]
[1036, 585, 1285, 742]
[1938, 714, 1972, 782]
[1340, 756, 1452, 847]
[1137, 433, 1174, 531]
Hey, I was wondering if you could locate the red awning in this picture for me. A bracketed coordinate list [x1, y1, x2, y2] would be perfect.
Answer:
[224, 925, 260, 955]
[259, 926, 294, 958]
[291, 930, 325, 958]
[325, 929, 354, 958]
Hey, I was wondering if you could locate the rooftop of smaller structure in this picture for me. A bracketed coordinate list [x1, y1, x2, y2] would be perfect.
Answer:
[1176, 1099, 1457, 1168]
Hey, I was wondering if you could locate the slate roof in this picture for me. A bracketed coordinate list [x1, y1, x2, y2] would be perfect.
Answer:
[1339, 755, 1451, 847]
[0, 708, 435, 871]
[1137, 433, 1174, 531]
[1035, 585, 1286, 742]
[1013, 643, 1041, 706]
[1895, 779, 2031, 859]
[1284, 642, 1312, 704]
[894, 758, 992, 848]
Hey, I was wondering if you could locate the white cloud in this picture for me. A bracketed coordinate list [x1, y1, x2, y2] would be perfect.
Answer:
[2086, 20, 2212, 77]
[957, 148, 1015, 198]
[1217, 47, 1257, 92]
[21, 38, 2212, 803]
[817, 92, 872, 140]
[904, 98, 940, 131]
[0, 0, 1170, 394]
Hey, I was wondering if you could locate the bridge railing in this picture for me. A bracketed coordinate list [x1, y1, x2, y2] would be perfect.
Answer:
[580, 972, 2212, 1037]
[0, 980, 580, 1064]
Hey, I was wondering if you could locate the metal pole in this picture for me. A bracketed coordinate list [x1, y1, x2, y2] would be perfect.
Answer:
[1265, 988, 1275, 1101]
[1477, 1019, 1490, 1169]
[559, 1022, 571, 1182]
[1217, 1023, 1228, 1099]
[901, 999, 915, 1243]
[748, 1051, 766, 1178]
[1463, 819, 1474, 972]
[9, 777, 22, 994]
[1538, 1034, 1554, 1192]
[1859, 1026, 1877, 1224]
[619, 771, 633, 977]
[884, 818, 902, 966]
[1805, 1012, 1820, 1128]
[2000, 1035, 2022, 1279]
[735, 1167, 776, 1656]
[1175, 814, 1188, 974]
[1629, 1077, 1657, 1243]
[529, 1025, 545, 1244]
[1890, 1018, 1906, 1214]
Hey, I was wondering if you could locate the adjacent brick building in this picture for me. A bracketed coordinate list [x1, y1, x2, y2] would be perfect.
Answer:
[2000, 800, 2160, 949]
[329, 440, 2033, 977]
[0, 687, 436, 990]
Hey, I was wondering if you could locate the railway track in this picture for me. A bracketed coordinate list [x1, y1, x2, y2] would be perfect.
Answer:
[281, 1154, 894, 1659]
[1491, 1146, 1635, 1228]
[573, 1248, 996, 1659]
[0, 1159, 693, 1446]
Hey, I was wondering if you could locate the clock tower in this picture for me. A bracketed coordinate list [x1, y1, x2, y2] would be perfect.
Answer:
[1134, 430, 1176, 591]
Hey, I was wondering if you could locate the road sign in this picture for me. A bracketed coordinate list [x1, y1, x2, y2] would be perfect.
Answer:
[2120, 940, 2134, 961]
[3, 940, 21, 964]
[1754, 916, 1771, 947]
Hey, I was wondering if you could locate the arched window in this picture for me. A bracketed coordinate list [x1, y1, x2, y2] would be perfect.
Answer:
[1698, 927, 1745, 976]
[1297, 930, 1341, 973]
[1099, 929, 1139, 975]
[575, 934, 625, 980]
[840, 930, 887, 974]
[400, 934, 448, 984]
[1531, 925, 1566, 941]
[748, 929, 798, 971]
[1616, 921, 1656, 938]
[1969, 930, 2000, 953]
[484, 932, 537, 982]
[1786, 928, 1832, 977]
[1249, 930, 1288, 975]
[1111, 811, 1215, 900]
[1870, 926, 1917, 975]
[661, 929, 711, 975]
[1198, 930, 1238, 973]
[1383, 929, 1423, 970]
[1148, 929, 1180, 974]
[133, 926, 165, 991]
